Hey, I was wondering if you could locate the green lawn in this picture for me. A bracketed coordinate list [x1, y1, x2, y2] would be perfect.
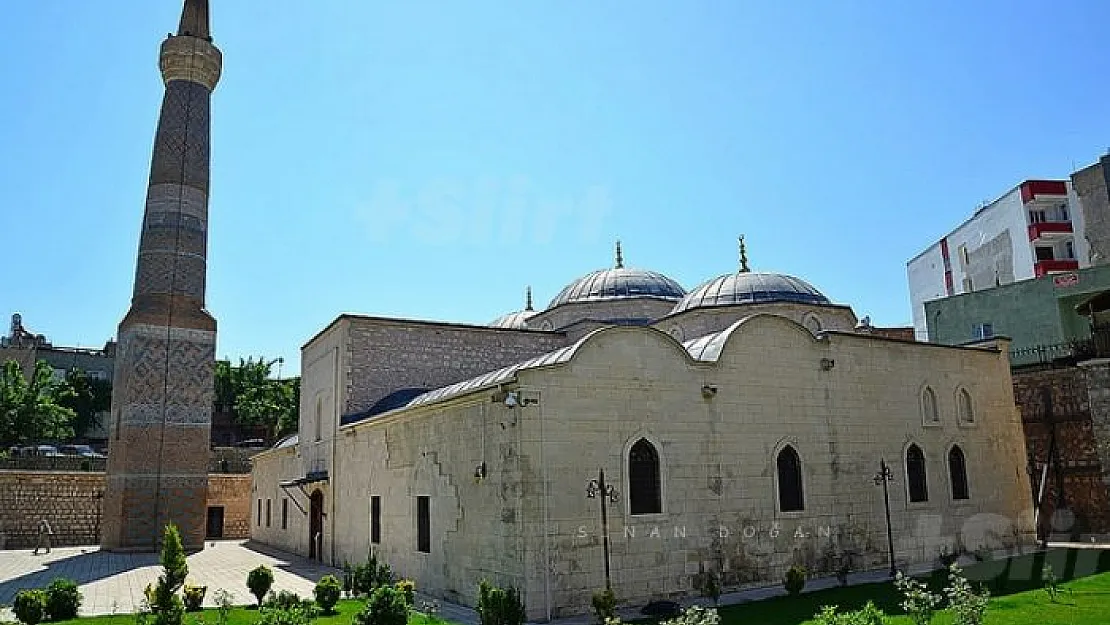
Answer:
[48, 600, 448, 625]
[707, 548, 1110, 625]
[37, 548, 1110, 625]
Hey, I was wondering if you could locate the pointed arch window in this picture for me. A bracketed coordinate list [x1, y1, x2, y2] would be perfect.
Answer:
[921, 386, 939, 424]
[958, 389, 975, 424]
[949, 445, 970, 500]
[776, 446, 804, 512]
[629, 439, 662, 515]
[906, 444, 929, 503]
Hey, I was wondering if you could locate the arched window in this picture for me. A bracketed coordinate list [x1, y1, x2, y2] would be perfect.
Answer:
[921, 386, 939, 424]
[906, 444, 929, 503]
[958, 389, 974, 424]
[803, 314, 822, 334]
[949, 445, 970, 500]
[628, 439, 662, 515]
[776, 446, 805, 512]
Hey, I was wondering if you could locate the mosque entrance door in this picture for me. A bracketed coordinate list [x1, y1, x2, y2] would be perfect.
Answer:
[309, 490, 324, 560]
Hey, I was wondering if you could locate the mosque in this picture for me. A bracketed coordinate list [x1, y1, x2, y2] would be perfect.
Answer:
[250, 240, 1034, 619]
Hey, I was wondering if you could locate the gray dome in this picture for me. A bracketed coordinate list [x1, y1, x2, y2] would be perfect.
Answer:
[488, 309, 539, 329]
[548, 268, 686, 309]
[672, 272, 829, 314]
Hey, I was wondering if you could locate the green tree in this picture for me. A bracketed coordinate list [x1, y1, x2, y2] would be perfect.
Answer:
[0, 360, 76, 447]
[214, 357, 299, 438]
[55, 369, 112, 437]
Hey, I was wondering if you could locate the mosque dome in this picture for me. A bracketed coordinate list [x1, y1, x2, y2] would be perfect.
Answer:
[489, 287, 540, 329]
[671, 236, 830, 314]
[673, 272, 829, 314]
[547, 242, 686, 310]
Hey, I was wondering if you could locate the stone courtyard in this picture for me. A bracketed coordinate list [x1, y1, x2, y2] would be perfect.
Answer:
[0, 540, 475, 623]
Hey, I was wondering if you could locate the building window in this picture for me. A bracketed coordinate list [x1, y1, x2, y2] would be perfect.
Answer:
[314, 395, 324, 442]
[371, 496, 381, 544]
[265, 499, 272, 527]
[628, 438, 662, 515]
[949, 445, 970, 500]
[972, 323, 994, 340]
[256, 499, 262, 526]
[1059, 204, 1069, 221]
[1066, 241, 1075, 260]
[281, 498, 289, 530]
[921, 386, 939, 424]
[1035, 246, 1055, 261]
[958, 389, 975, 423]
[1029, 210, 1046, 224]
[416, 496, 430, 553]
[776, 445, 804, 512]
[906, 444, 929, 503]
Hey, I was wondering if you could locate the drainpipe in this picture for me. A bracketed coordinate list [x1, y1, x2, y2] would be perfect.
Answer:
[330, 344, 340, 565]
[536, 389, 552, 622]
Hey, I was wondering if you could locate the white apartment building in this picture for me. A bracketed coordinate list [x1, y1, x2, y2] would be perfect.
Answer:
[908, 180, 1089, 339]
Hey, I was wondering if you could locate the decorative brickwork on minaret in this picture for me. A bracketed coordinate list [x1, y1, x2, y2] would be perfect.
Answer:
[102, 0, 222, 552]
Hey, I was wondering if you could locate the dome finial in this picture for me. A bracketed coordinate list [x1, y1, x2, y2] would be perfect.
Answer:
[615, 240, 624, 269]
[739, 235, 750, 273]
[525, 286, 534, 311]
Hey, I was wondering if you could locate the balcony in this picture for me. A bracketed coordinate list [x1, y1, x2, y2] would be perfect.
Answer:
[1028, 221, 1073, 241]
[1034, 259, 1079, 277]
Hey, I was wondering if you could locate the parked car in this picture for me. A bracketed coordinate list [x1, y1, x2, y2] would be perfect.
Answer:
[59, 444, 106, 458]
[26, 444, 64, 457]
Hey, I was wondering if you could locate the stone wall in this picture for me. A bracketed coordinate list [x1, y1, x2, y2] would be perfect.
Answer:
[0, 472, 104, 550]
[207, 475, 252, 540]
[1072, 157, 1110, 265]
[526, 298, 678, 333]
[343, 316, 569, 415]
[0, 472, 252, 549]
[1012, 365, 1110, 535]
[657, 302, 857, 342]
[253, 319, 1035, 619]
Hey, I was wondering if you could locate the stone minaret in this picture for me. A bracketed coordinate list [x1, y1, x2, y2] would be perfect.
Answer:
[102, 0, 222, 552]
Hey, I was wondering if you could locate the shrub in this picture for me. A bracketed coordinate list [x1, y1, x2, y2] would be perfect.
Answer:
[247, 565, 275, 608]
[255, 605, 317, 625]
[1041, 563, 1060, 602]
[182, 584, 206, 613]
[477, 580, 526, 625]
[264, 590, 308, 611]
[352, 551, 394, 596]
[13, 589, 48, 625]
[591, 588, 616, 623]
[148, 524, 188, 625]
[812, 601, 886, 625]
[394, 579, 415, 607]
[944, 564, 989, 625]
[661, 605, 719, 625]
[45, 578, 82, 621]
[783, 565, 807, 596]
[314, 576, 342, 615]
[212, 589, 234, 625]
[354, 585, 410, 625]
[894, 571, 941, 625]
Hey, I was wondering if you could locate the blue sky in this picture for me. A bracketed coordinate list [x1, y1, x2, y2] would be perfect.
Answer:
[3, 1, 1109, 372]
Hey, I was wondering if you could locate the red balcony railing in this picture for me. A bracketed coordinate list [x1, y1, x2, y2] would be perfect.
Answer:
[1034, 259, 1079, 277]
[1028, 221, 1073, 240]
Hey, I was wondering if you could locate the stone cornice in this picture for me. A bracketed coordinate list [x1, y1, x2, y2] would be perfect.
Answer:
[159, 35, 222, 91]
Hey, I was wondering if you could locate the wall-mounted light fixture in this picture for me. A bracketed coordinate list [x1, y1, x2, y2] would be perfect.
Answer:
[820, 358, 836, 371]
[474, 461, 487, 481]
[701, 384, 718, 398]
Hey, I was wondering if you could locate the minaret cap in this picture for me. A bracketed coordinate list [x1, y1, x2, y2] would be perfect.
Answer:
[739, 235, 750, 273]
[178, 0, 211, 40]
[615, 240, 624, 269]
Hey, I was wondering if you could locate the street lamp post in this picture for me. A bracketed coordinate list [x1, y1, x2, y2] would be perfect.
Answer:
[873, 458, 897, 577]
[586, 468, 619, 591]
